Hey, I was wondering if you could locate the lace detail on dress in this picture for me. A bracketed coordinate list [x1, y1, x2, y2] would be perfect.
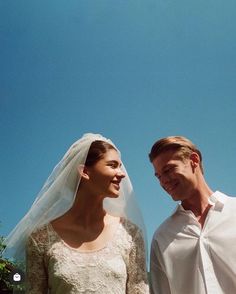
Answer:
[26, 218, 149, 294]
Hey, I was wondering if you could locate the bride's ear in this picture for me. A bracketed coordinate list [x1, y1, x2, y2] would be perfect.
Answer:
[77, 164, 90, 180]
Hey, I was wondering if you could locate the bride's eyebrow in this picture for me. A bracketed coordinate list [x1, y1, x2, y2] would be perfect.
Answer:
[106, 160, 122, 166]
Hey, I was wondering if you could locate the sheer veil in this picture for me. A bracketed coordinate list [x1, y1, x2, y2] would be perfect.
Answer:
[3, 133, 148, 262]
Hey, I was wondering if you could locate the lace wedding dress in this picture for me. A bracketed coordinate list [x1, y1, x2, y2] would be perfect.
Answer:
[26, 218, 149, 294]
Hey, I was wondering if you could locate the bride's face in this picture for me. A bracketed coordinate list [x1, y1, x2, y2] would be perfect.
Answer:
[86, 149, 125, 198]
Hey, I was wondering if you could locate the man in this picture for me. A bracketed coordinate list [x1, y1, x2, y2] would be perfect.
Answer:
[149, 136, 236, 294]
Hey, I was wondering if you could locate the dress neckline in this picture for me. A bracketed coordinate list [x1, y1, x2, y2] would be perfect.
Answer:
[47, 217, 125, 253]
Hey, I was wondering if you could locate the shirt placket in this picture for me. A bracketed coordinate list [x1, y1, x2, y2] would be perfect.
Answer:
[199, 209, 220, 294]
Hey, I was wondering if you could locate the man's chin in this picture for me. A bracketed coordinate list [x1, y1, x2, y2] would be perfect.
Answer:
[170, 193, 182, 201]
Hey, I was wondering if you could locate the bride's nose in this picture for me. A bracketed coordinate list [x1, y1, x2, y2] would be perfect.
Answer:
[117, 168, 126, 179]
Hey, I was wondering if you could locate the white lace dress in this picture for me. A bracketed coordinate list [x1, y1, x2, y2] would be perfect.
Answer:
[26, 218, 149, 294]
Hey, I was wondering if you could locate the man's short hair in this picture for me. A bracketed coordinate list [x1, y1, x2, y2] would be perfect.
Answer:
[149, 136, 204, 173]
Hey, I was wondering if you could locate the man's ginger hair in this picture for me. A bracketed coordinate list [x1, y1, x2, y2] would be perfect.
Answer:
[149, 136, 204, 174]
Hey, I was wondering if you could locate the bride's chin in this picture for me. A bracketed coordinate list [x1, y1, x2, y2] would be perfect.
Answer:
[107, 192, 120, 198]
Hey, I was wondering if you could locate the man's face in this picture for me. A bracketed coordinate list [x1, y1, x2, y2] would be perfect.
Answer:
[152, 150, 197, 202]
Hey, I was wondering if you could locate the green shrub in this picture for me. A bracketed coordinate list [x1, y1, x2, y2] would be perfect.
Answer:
[0, 227, 25, 293]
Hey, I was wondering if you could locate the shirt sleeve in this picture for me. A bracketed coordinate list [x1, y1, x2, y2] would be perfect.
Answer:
[150, 238, 171, 294]
[26, 234, 48, 294]
[126, 227, 150, 294]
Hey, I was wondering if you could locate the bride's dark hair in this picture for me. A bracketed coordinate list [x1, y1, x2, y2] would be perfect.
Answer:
[85, 140, 117, 167]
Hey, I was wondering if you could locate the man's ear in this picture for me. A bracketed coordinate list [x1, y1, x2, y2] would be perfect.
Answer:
[77, 164, 90, 180]
[190, 152, 200, 170]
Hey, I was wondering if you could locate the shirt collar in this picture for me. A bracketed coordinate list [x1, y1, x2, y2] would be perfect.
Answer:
[208, 190, 227, 205]
[174, 191, 227, 214]
[208, 191, 227, 211]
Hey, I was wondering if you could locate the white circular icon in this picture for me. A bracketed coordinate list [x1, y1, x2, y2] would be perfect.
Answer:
[13, 272, 21, 281]
[9, 269, 25, 284]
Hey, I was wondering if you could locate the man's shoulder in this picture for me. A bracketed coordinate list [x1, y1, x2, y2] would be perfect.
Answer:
[214, 191, 236, 205]
[152, 209, 180, 240]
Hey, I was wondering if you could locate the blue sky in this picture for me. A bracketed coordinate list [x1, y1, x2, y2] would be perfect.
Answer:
[1, 0, 236, 252]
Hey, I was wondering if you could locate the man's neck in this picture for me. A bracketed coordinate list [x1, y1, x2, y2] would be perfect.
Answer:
[181, 186, 214, 227]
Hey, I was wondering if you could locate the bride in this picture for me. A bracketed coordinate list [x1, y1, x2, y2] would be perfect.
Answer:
[4, 133, 149, 293]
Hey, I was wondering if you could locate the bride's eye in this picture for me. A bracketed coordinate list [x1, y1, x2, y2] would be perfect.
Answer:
[107, 161, 118, 168]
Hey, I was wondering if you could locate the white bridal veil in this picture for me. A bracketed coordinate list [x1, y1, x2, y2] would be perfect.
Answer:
[4, 133, 147, 261]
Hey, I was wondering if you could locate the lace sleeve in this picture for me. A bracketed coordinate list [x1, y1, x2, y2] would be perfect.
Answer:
[26, 231, 48, 294]
[126, 226, 150, 294]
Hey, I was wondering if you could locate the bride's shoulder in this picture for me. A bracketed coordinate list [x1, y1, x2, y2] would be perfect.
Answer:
[28, 223, 51, 244]
[120, 218, 142, 236]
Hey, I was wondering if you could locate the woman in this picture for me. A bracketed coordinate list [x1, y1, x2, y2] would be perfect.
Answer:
[4, 133, 149, 293]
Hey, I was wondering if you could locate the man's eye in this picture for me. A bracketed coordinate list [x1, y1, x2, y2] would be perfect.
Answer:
[164, 167, 173, 174]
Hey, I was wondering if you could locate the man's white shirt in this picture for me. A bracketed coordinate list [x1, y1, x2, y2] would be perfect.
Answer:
[150, 191, 236, 294]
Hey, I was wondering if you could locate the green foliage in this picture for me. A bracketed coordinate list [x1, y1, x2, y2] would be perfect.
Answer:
[0, 235, 12, 291]
[0, 224, 25, 293]
[0, 230, 7, 258]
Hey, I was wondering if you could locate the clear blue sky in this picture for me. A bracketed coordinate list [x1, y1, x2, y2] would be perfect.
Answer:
[1, 0, 236, 251]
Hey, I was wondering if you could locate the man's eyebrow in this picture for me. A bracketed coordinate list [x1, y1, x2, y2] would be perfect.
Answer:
[154, 163, 174, 178]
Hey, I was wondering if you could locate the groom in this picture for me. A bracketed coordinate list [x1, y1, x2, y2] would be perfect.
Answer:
[149, 135, 236, 294]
